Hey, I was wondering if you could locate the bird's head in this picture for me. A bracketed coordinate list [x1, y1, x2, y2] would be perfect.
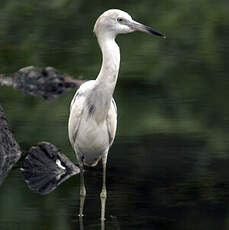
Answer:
[93, 9, 166, 39]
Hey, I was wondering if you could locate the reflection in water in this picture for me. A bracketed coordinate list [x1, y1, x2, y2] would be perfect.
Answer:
[78, 212, 120, 230]
[79, 216, 84, 230]
[78, 216, 107, 230]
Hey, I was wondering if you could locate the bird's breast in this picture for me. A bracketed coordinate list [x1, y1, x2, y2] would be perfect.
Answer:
[77, 116, 109, 156]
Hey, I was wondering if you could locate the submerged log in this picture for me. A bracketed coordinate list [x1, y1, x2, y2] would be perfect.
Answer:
[0, 105, 22, 185]
[22, 142, 80, 194]
[0, 66, 84, 100]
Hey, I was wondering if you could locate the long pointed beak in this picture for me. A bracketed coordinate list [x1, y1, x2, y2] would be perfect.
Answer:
[129, 20, 166, 39]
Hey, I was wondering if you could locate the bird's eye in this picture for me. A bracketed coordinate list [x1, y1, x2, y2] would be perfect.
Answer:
[117, 18, 124, 23]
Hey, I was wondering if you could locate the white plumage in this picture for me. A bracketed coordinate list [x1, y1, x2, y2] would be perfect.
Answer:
[68, 80, 117, 167]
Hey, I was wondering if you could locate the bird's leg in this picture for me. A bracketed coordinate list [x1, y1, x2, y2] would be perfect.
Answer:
[100, 152, 108, 221]
[79, 163, 86, 217]
[101, 219, 105, 230]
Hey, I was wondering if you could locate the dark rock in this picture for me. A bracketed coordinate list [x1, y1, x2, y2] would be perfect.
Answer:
[22, 141, 80, 195]
[0, 105, 22, 185]
[12, 66, 83, 100]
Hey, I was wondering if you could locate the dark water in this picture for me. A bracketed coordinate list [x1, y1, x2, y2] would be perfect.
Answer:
[1, 1, 229, 230]
[1, 131, 229, 230]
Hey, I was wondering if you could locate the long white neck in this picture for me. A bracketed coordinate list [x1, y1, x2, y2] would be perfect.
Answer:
[87, 34, 120, 123]
[95, 35, 120, 96]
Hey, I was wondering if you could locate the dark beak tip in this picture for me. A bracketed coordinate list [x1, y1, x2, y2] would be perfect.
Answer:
[147, 27, 166, 39]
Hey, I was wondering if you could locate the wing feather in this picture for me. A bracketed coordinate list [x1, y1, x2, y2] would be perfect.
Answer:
[107, 98, 117, 146]
[68, 81, 95, 147]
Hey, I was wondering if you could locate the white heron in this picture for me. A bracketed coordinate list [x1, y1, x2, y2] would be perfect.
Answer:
[68, 9, 165, 220]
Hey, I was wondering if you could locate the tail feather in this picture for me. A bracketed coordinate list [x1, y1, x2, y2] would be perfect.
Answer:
[22, 142, 80, 195]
